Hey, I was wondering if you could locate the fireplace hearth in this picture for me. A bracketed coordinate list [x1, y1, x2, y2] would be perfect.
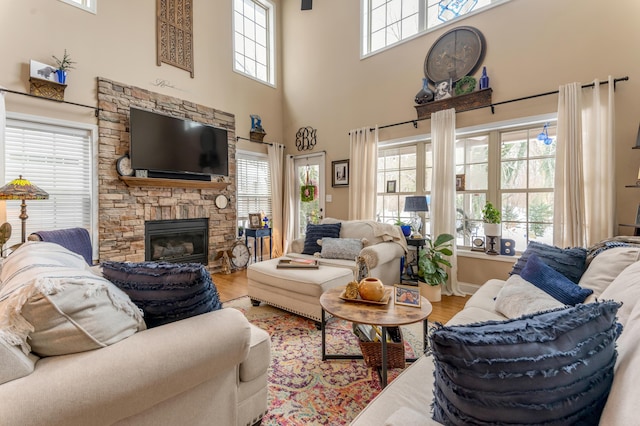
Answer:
[145, 218, 209, 265]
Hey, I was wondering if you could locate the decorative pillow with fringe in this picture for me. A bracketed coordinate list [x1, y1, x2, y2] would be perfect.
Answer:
[430, 301, 622, 425]
[319, 237, 364, 260]
[101, 261, 222, 328]
[510, 241, 587, 284]
[0, 242, 146, 357]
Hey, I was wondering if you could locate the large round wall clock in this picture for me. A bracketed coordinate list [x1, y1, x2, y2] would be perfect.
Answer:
[424, 26, 486, 84]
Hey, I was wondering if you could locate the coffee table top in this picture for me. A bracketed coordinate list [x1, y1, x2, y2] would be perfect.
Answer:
[320, 286, 432, 327]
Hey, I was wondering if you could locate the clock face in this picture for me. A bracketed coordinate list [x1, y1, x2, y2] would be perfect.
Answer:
[424, 26, 485, 84]
[230, 242, 250, 269]
[116, 154, 134, 177]
[215, 194, 228, 209]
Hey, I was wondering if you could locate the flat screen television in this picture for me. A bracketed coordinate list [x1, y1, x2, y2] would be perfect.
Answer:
[129, 107, 229, 178]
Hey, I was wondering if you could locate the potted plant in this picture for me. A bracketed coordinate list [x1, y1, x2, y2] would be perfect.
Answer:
[394, 219, 412, 237]
[482, 201, 501, 237]
[417, 233, 454, 302]
[52, 49, 76, 84]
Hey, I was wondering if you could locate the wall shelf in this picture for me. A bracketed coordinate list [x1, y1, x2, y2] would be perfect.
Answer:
[415, 88, 492, 120]
[119, 176, 227, 189]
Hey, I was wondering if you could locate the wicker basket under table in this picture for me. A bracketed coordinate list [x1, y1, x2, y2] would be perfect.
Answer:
[358, 329, 405, 369]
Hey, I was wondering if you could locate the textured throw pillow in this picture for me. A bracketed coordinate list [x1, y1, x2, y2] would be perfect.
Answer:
[319, 237, 363, 260]
[102, 261, 222, 328]
[494, 274, 565, 318]
[302, 223, 342, 255]
[430, 301, 622, 425]
[520, 253, 593, 305]
[510, 241, 587, 283]
[0, 242, 146, 357]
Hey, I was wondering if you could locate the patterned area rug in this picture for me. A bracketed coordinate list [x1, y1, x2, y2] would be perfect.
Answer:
[224, 297, 424, 426]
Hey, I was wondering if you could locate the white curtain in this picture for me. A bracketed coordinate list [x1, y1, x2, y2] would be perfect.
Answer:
[282, 155, 296, 254]
[431, 109, 462, 296]
[267, 143, 284, 257]
[348, 126, 378, 220]
[554, 77, 615, 247]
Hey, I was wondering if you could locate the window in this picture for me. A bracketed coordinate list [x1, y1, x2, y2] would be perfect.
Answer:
[362, 0, 509, 56]
[376, 118, 556, 251]
[233, 0, 275, 86]
[3, 113, 97, 252]
[59, 0, 97, 14]
[236, 151, 272, 230]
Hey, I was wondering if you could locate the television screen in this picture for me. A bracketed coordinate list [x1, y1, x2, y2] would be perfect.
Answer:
[129, 107, 229, 177]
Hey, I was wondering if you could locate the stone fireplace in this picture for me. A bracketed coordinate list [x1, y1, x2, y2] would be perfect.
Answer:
[145, 218, 209, 265]
[96, 77, 236, 271]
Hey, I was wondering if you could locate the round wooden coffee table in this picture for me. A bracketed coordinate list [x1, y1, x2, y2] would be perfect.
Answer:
[319, 285, 432, 388]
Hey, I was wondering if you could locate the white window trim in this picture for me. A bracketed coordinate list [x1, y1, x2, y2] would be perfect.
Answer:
[360, 0, 511, 59]
[232, 0, 277, 88]
[58, 0, 97, 14]
[4, 112, 99, 260]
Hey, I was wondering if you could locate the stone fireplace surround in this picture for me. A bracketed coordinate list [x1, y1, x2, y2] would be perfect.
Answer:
[97, 77, 236, 272]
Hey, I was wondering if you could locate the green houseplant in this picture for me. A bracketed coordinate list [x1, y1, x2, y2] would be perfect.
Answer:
[51, 49, 75, 84]
[394, 218, 412, 237]
[482, 201, 501, 237]
[417, 233, 454, 302]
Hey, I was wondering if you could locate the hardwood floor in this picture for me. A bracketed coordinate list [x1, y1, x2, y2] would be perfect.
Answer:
[213, 269, 468, 324]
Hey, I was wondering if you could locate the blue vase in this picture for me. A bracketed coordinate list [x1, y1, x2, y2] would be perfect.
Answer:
[55, 70, 67, 84]
[479, 67, 489, 90]
[400, 225, 411, 237]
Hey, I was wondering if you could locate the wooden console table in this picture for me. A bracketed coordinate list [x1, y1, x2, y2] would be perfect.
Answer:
[245, 228, 272, 262]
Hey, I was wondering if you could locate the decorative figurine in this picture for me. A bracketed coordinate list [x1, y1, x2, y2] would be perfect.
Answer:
[415, 78, 434, 104]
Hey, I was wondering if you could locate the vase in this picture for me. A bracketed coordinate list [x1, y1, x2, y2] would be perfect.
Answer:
[479, 66, 490, 90]
[400, 225, 411, 237]
[55, 69, 67, 84]
[414, 78, 434, 104]
[419, 281, 441, 303]
[483, 223, 501, 237]
[358, 277, 385, 301]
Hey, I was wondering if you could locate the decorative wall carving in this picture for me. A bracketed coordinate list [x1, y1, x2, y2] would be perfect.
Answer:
[157, 0, 194, 77]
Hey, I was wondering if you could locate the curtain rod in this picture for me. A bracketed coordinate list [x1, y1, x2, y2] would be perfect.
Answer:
[1, 87, 102, 117]
[365, 76, 629, 133]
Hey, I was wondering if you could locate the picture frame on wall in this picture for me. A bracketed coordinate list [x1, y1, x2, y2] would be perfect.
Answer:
[434, 78, 453, 101]
[386, 180, 396, 193]
[456, 174, 465, 191]
[249, 213, 262, 229]
[29, 59, 58, 82]
[332, 159, 349, 187]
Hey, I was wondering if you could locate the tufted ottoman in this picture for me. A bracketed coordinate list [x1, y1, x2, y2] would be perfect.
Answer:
[247, 257, 354, 323]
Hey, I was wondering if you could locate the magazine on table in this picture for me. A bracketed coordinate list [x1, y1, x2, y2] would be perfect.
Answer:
[276, 258, 319, 269]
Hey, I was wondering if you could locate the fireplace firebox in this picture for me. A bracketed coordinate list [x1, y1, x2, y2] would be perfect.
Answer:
[145, 218, 209, 265]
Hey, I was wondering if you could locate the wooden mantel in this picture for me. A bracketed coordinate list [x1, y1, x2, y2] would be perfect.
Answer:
[415, 88, 493, 120]
[119, 176, 228, 190]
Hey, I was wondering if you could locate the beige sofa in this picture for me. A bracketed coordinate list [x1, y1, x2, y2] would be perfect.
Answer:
[351, 244, 640, 425]
[247, 218, 407, 322]
[0, 242, 271, 426]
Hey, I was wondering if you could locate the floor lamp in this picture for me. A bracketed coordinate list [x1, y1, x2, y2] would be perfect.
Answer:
[404, 196, 429, 237]
[0, 175, 49, 244]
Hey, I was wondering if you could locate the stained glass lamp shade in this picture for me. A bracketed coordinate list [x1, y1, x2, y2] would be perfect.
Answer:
[0, 176, 49, 243]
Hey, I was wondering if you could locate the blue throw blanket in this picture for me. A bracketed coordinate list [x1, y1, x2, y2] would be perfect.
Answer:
[33, 228, 93, 265]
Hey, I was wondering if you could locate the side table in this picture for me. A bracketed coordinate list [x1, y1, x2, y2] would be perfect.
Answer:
[319, 286, 432, 388]
[401, 237, 426, 284]
[245, 228, 272, 262]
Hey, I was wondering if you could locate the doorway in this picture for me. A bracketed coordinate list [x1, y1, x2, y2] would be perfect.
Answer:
[293, 153, 325, 238]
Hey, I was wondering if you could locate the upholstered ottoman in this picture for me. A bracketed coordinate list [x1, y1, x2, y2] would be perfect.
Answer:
[247, 258, 354, 322]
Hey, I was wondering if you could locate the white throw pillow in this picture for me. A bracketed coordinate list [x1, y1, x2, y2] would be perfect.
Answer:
[579, 246, 640, 297]
[0, 242, 146, 357]
[495, 274, 565, 319]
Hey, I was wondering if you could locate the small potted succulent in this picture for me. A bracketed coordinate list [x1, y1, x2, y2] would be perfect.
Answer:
[52, 49, 76, 84]
[482, 201, 501, 237]
[417, 233, 454, 302]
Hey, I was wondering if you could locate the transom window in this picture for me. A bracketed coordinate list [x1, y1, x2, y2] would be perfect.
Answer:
[58, 0, 96, 14]
[233, 0, 276, 86]
[362, 0, 509, 56]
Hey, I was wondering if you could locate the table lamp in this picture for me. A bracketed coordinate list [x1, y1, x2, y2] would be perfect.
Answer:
[404, 196, 429, 236]
[0, 175, 49, 243]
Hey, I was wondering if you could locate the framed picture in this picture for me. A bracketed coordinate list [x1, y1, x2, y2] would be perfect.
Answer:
[386, 180, 396, 193]
[248, 213, 262, 229]
[29, 59, 58, 82]
[394, 284, 421, 308]
[456, 174, 465, 191]
[434, 78, 453, 101]
[332, 159, 349, 187]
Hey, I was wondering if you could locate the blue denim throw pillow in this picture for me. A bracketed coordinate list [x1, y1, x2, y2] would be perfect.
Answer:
[510, 241, 587, 284]
[102, 261, 222, 328]
[430, 301, 622, 425]
[302, 223, 342, 255]
[520, 253, 593, 305]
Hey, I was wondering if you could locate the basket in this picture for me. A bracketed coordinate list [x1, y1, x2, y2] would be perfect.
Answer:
[358, 328, 405, 369]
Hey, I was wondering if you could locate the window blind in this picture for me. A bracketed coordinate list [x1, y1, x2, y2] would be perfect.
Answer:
[236, 152, 272, 223]
[4, 117, 94, 249]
